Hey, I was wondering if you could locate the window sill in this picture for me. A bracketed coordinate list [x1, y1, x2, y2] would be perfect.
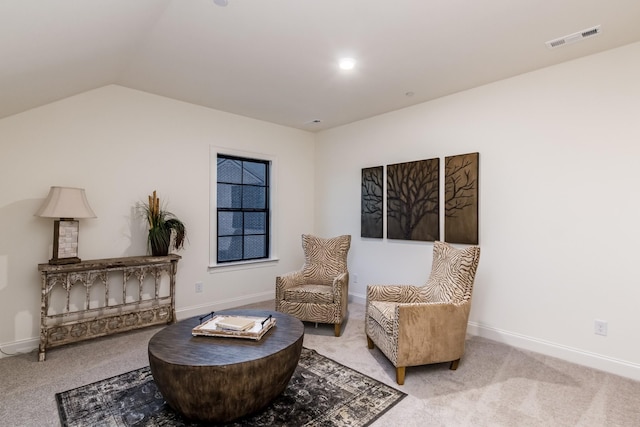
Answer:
[208, 257, 279, 273]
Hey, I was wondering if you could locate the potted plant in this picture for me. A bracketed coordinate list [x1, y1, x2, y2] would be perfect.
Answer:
[139, 190, 186, 256]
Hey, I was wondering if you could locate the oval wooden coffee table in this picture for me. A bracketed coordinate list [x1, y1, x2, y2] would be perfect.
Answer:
[148, 309, 304, 423]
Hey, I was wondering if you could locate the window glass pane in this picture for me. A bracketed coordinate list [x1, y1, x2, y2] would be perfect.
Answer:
[243, 186, 265, 209]
[217, 184, 243, 209]
[215, 154, 270, 264]
[243, 162, 266, 185]
[218, 212, 243, 235]
[244, 235, 266, 259]
[217, 158, 242, 183]
[218, 236, 242, 262]
[244, 212, 266, 234]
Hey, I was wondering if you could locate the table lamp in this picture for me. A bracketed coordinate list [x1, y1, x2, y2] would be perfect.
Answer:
[35, 186, 97, 265]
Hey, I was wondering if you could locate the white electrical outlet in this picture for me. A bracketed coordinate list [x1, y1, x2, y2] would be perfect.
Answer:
[353, 274, 358, 284]
[594, 319, 608, 336]
[195, 282, 203, 293]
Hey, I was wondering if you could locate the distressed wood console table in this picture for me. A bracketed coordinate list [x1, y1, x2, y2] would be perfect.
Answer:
[38, 255, 180, 361]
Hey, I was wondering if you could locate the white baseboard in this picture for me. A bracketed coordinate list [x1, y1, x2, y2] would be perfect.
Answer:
[5, 292, 639, 381]
[0, 292, 275, 360]
[467, 321, 640, 381]
[350, 292, 366, 305]
[175, 291, 274, 320]
[0, 336, 39, 359]
[350, 291, 640, 381]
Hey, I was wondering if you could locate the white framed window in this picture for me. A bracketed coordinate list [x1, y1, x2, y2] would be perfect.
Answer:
[209, 147, 278, 269]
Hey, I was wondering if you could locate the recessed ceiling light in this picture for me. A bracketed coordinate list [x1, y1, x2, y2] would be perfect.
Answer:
[339, 58, 356, 70]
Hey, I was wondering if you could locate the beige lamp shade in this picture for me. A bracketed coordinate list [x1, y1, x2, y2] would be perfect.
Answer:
[35, 186, 97, 219]
[36, 186, 96, 265]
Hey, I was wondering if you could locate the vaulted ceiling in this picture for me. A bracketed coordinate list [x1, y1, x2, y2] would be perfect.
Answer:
[2, 0, 640, 131]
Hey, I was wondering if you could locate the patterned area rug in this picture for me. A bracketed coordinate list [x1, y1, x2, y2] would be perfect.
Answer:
[56, 347, 406, 426]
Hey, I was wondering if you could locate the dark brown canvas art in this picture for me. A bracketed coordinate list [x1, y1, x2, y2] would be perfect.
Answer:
[445, 152, 479, 244]
[387, 158, 439, 241]
[361, 166, 384, 238]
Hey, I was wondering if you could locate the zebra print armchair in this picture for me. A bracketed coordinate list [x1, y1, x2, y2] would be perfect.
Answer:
[276, 234, 351, 337]
[365, 241, 480, 385]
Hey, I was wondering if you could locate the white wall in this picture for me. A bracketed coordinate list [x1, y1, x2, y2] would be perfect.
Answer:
[0, 85, 315, 354]
[315, 42, 640, 379]
[3, 43, 640, 381]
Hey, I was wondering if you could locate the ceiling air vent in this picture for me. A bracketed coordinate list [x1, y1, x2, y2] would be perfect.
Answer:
[545, 25, 601, 49]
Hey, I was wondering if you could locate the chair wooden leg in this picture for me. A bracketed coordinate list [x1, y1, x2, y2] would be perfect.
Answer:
[450, 359, 460, 370]
[366, 335, 374, 349]
[334, 323, 341, 337]
[396, 367, 406, 385]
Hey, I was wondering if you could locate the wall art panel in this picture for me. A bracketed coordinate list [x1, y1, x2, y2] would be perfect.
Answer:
[445, 152, 479, 244]
[361, 166, 384, 238]
[387, 158, 439, 241]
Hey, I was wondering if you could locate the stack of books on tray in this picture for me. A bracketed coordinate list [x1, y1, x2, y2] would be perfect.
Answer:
[215, 316, 256, 331]
[192, 314, 276, 340]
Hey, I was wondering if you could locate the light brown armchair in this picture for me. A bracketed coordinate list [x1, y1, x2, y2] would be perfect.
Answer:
[276, 234, 351, 337]
[365, 241, 480, 385]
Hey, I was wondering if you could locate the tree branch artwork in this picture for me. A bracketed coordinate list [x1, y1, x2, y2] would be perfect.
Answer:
[387, 158, 439, 241]
[445, 152, 479, 244]
[361, 166, 384, 238]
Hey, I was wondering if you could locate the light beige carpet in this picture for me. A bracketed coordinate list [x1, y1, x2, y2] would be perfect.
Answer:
[1, 300, 639, 426]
